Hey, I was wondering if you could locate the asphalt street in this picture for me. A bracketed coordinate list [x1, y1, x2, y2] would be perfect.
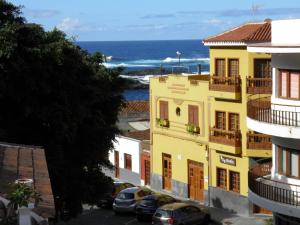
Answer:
[56, 206, 217, 225]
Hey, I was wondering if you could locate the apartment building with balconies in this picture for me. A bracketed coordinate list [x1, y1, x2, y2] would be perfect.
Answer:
[247, 19, 300, 225]
[150, 20, 273, 216]
[203, 20, 272, 215]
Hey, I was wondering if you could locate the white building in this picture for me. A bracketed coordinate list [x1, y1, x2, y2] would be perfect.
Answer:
[247, 19, 300, 225]
[109, 130, 150, 186]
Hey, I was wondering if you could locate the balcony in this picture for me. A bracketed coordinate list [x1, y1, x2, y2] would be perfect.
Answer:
[248, 164, 300, 217]
[246, 77, 272, 94]
[209, 75, 241, 100]
[247, 98, 300, 138]
[246, 132, 272, 157]
[209, 127, 241, 154]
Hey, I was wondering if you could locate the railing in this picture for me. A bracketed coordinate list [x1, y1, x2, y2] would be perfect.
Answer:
[247, 132, 272, 150]
[249, 164, 300, 207]
[246, 77, 272, 94]
[247, 98, 300, 127]
[209, 75, 241, 92]
[209, 127, 241, 147]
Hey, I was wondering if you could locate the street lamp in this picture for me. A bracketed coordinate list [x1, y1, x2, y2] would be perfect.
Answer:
[176, 51, 181, 66]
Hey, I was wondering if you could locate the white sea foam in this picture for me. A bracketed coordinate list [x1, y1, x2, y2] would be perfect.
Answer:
[162, 57, 209, 63]
[103, 57, 209, 69]
[103, 63, 155, 68]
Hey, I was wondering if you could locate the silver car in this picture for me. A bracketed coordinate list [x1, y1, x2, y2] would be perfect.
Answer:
[113, 187, 153, 214]
[152, 202, 210, 225]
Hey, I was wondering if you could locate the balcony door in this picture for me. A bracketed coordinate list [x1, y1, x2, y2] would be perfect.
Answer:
[162, 154, 172, 191]
[228, 59, 239, 77]
[228, 113, 239, 131]
[215, 59, 225, 77]
[254, 59, 271, 78]
[216, 111, 226, 130]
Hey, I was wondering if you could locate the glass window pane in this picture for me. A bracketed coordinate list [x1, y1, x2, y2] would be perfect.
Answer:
[282, 149, 286, 174]
[290, 73, 299, 99]
[281, 72, 288, 97]
[291, 152, 299, 177]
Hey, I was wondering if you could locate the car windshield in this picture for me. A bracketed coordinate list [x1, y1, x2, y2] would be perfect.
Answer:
[140, 199, 156, 207]
[154, 209, 171, 218]
[117, 192, 134, 200]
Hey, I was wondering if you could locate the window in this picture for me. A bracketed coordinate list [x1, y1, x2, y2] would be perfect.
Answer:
[124, 153, 132, 170]
[279, 70, 300, 99]
[228, 113, 239, 131]
[277, 145, 300, 178]
[229, 171, 240, 193]
[228, 59, 239, 77]
[159, 101, 169, 120]
[216, 111, 226, 130]
[188, 105, 199, 126]
[254, 59, 271, 78]
[217, 168, 227, 189]
[290, 72, 300, 99]
[215, 59, 225, 77]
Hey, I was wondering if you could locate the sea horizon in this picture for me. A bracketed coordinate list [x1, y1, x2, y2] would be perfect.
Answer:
[77, 39, 209, 101]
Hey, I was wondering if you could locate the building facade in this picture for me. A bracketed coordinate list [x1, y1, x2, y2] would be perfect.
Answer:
[247, 19, 300, 225]
[108, 130, 150, 186]
[150, 21, 273, 216]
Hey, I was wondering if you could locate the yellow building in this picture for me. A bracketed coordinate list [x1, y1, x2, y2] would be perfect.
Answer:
[150, 21, 273, 215]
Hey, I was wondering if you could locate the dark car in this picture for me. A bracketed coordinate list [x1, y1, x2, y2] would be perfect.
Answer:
[136, 193, 177, 221]
[152, 202, 210, 225]
[113, 187, 153, 214]
[98, 181, 135, 208]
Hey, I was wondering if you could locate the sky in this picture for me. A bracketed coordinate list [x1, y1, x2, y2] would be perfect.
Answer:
[9, 0, 300, 41]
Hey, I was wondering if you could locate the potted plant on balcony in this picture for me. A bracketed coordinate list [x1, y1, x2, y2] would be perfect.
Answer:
[186, 124, 200, 134]
[156, 118, 169, 128]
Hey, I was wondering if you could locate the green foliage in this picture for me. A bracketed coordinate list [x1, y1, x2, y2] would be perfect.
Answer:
[156, 118, 169, 127]
[8, 183, 42, 208]
[186, 124, 200, 134]
[264, 218, 273, 225]
[0, 0, 126, 217]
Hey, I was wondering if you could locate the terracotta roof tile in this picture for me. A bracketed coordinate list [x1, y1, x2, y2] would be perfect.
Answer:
[121, 101, 149, 114]
[0, 143, 55, 218]
[203, 21, 271, 43]
[123, 129, 150, 141]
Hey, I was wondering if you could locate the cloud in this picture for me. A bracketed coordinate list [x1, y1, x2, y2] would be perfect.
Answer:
[141, 13, 175, 19]
[57, 18, 108, 33]
[57, 18, 82, 31]
[25, 9, 60, 18]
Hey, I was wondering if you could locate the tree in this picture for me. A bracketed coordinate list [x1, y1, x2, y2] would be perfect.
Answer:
[0, 0, 126, 217]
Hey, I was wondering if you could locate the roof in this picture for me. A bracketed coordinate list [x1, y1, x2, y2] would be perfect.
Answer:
[203, 21, 271, 44]
[120, 101, 149, 114]
[0, 143, 55, 218]
[123, 129, 150, 141]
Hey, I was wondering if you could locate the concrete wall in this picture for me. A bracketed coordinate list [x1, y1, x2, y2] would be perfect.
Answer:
[272, 19, 300, 45]
[109, 136, 141, 174]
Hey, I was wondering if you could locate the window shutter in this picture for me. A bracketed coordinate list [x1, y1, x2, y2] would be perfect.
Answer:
[281, 72, 288, 97]
[290, 72, 299, 99]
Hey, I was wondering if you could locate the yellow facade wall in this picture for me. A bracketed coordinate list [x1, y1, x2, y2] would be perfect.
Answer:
[152, 133, 208, 189]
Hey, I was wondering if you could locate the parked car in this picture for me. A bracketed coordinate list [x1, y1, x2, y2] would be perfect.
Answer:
[136, 193, 177, 221]
[152, 202, 210, 225]
[98, 181, 135, 208]
[113, 187, 153, 214]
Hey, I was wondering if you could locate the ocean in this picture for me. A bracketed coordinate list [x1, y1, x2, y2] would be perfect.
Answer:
[77, 40, 209, 100]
